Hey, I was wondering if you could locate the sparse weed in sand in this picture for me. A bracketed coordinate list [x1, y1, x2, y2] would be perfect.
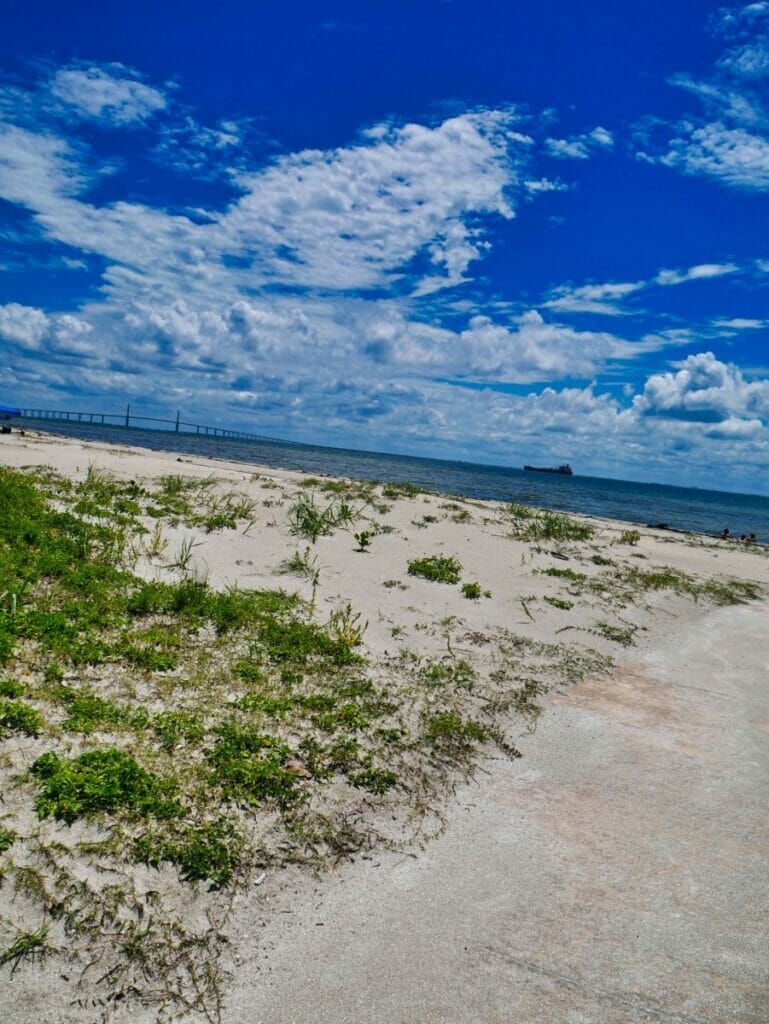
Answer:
[545, 595, 574, 611]
[461, 582, 482, 600]
[382, 579, 408, 590]
[0, 925, 49, 968]
[593, 621, 639, 646]
[408, 555, 463, 584]
[280, 546, 321, 585]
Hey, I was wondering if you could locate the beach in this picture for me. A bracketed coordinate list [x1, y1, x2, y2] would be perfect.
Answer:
[1, 429, 767, 1023]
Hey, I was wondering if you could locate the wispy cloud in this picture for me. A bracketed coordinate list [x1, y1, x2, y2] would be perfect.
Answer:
[545, 126, 614, 160]
[49, 63, 167, 125]
[636, 4, 769, 189]
[544, 262, 740, 315]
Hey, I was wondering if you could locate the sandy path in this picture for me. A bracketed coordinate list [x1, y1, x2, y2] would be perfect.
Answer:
[228, 602, 769, 1024]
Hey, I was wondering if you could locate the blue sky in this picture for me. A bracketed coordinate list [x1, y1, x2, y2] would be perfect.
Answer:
[1, 1, 769, 492]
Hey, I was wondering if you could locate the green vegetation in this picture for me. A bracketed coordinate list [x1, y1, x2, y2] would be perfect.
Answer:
[288, 492, 361, 543]
[539, 567, 588, 583]
[31, 749, 181, 824]
[354, 530, 373, 551]
[593, 621, 638, 646]
[407, 555, 463, 584]
[135, 817, 244, 887]
[0, 699, 44, 736]
[619, 529, 641, 545]
[0, 926, 49, 967]
[506, 504, 594, 542]
[1, 461, 760, 1020]
[382, 481, 422, 499]
[544, 595, 574, 611]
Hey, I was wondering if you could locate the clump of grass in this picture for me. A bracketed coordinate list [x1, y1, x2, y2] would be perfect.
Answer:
[287, 493, 361, 544]
[382, 579, 408, 590]
[619, 529, 641, 545]
[544, 596, 574, 611]
[461, 582, 482, 600]
[408, 555, 462, 584]
[153, 710, 205, 751]
[280, 547, 320, 583]
[0, 678, 24, 698]
[0, 699, 44, 736]
[591, 554, 614, 566]
[0, 826, 16, 853]
[0, 926, 49, 967]
[507, 505, 593, 542]
[30, 749, 181, 823]
[424, 712, 488, 755]
[382, 481, 422, 499]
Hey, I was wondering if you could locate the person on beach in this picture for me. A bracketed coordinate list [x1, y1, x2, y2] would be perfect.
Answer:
[720, 528, 730, 539]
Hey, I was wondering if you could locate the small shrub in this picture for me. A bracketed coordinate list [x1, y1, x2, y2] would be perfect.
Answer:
[461, 582, 482, 600]
[408, 555, 462, 584]
[328, 603, 367, 649]
[354, 530, 373, 552]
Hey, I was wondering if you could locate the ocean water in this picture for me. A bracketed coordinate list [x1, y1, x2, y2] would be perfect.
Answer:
[15, 419, 769, 541]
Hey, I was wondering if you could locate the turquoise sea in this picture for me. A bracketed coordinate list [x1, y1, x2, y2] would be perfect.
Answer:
[17, 419, 769, 542]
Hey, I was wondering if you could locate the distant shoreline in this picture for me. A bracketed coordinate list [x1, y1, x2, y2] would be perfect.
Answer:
[8, 419, 769, 541]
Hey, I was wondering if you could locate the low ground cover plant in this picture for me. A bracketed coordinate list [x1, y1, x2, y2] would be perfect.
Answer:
[407, 555, 462, 584]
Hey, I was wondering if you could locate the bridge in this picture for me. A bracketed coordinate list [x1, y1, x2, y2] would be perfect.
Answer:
[15, 405, 298, 446]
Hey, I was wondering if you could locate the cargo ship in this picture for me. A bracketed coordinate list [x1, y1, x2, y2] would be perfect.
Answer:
[523, 463, 573, 475]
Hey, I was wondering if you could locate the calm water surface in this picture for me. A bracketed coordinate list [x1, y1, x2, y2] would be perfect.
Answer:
[18, 420, 769, 542]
